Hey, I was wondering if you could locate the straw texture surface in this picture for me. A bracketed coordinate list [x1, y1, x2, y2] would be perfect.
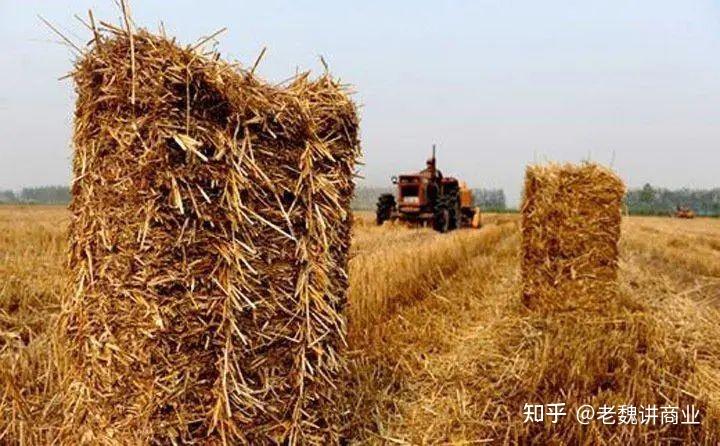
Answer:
[521, 162, 625, 310]
[64, 22, 359, 445]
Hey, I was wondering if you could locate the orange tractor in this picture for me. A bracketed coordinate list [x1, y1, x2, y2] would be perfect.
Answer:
[375, 145, 481, 233]
[675, 205, 696, 219]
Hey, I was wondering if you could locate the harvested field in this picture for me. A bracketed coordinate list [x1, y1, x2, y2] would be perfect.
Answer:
[2, 206, 720, 444]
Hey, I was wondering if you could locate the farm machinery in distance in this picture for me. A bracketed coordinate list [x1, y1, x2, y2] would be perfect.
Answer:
[375, 145, 481, 233]
[674, 205, 696, 219]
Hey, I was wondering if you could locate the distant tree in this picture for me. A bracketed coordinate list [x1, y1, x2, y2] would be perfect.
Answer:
[19, 186, 71, 204]
[0, 190, 17, 204]
[352, 186, 393, 210]
[473, 188, 507, 211]
[626, 185, 720, 216]
[639, 183, 655, 203]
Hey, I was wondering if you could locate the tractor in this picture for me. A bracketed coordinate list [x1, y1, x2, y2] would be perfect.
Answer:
[675, 205, 696, 219]
[375, 145, 481, 233]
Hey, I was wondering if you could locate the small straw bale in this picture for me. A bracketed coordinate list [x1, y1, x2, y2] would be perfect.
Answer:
[62, 19, 360, 445]
[520, 162, 625, 310]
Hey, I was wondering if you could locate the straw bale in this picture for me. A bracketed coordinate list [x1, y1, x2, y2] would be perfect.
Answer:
[62, 22, 359, 445]
[520, 162, 625, 310]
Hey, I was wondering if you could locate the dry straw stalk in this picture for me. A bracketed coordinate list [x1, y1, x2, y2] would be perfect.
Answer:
[61, 17, 360, 445]
[521, 162, 625, 310]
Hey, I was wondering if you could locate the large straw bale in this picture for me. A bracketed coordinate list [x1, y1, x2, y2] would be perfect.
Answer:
[62, 22, 359, 445]
[521, 162, 625, 310]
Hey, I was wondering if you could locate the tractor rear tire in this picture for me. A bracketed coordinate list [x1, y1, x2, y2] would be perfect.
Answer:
[433, 195, 453, 233]
[448, 192, 461, 230]
[376, 193, 396, 225]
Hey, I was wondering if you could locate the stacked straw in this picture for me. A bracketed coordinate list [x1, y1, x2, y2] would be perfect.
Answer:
[63, 20, 359, 445]
[520, 162, 625, 310]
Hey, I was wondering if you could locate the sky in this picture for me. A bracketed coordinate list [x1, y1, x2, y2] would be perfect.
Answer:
[1, 1, 719, 206]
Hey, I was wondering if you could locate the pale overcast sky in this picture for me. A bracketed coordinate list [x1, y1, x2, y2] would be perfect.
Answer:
[1, 1, 719, 206]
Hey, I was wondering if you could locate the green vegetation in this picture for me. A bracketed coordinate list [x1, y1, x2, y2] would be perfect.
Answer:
[626, 183, 720, 216]
[0, 186, 71, 205]
[2, 184, 718, 216]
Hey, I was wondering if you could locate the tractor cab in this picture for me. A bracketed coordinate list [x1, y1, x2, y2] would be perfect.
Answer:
[393, 157, 451, 211]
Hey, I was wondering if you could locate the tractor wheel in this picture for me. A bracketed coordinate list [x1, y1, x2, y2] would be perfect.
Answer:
[376, 193, 396, 225]
[449, 192, 461, 230]
[433, 195, 453, 233]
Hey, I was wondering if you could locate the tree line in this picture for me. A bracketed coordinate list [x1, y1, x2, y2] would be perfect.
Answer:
[3, 184, 719, 216]
[349, 185, 720, 216]
[625, 184, 720, 216]
[472, 189, 507, 211]
[0, 186, 71, 204]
